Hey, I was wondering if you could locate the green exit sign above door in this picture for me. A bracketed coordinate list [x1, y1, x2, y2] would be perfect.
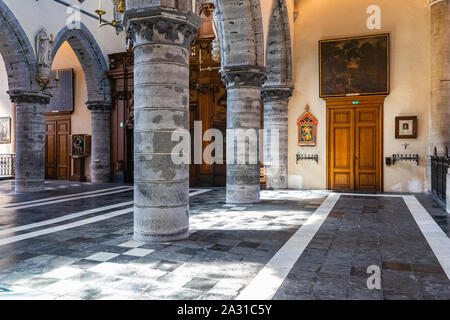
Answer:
[353, 101, 359, 105]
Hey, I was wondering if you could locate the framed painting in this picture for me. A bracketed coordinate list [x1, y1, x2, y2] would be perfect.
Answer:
[297, 105, 318, 146]
[0, 117, 11, 144]
[71, 134, 91, 158]
[46, 69, 74, 114]
[319, 34, 390, 98]
[395, 116, 417, 139]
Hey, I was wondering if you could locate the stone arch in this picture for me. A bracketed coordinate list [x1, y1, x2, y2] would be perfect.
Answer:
[0, 1, 37, 91]
[52, 23, 110, 104]
[213, 0, 265, 68]
[264, 0, 292, 88]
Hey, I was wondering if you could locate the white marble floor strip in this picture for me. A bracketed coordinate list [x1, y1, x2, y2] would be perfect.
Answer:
[0, 188, 212, 246]
[0, 201, 134, 236]
[338, 192, 404, 198]
[1, 187, 134, 210]
[188, 189, 213, 197]
[0, 208, 134, 246]
[236, 193, 341, 300]
[1, 186, 132, 209]
[403, 195, 450, 280]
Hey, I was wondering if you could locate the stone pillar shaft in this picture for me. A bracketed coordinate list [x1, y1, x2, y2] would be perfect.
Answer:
[262, 87, 292, 190]
[125, 6, 200, 242]
[447, 173, 450, 213]
[88, 102, 111, 183]
[430, 0, 450, 154]
[222, 67, 266, 204]
[8, 90, 51, 193]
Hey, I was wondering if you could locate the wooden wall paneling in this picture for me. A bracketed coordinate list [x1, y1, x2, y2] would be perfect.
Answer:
[107, 52, 134, 183]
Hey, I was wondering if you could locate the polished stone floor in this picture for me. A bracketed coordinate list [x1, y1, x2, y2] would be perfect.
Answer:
[0, 180, 448, 300]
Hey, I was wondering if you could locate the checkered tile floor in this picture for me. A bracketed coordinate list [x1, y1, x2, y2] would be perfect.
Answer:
[0, 182, 327, 299]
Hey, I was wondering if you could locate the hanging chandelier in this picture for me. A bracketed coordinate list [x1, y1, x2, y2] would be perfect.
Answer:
[93, 0, 125, 33]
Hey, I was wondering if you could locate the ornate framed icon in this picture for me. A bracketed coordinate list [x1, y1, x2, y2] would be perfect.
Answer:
[0, 117, 11, 144]
[71, 134, 91, 157]
[395, 116, 417, 139]
[297, 105, 318, 146]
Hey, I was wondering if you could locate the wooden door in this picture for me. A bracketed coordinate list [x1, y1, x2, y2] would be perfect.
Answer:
[355, 108, 380, 190]
[327, 96, 384, 191]
[328, 108, 355, 190]
[45, 120, 57, 179]
[45, 116, 71, 180]
[56, 119, 70, 180]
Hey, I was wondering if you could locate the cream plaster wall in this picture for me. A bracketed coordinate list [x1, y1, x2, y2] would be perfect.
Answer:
[0, 54, 14, 154]
[288, 0, 431, 192]
[52, 41, 92, 181]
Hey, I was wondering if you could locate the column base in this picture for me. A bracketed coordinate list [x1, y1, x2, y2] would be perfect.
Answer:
[226, 185, 260, 204]
[133, 205, 190, 243]
[133, 230, 189, 243]
[15, 180, 45, 193]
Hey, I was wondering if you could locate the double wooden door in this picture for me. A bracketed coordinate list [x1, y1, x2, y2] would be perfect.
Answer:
[45, 115, 71, 180]
[327, 97, 385, 191]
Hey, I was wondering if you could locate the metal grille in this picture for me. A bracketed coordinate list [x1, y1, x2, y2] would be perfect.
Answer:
[0, 154, 15, 178]
[430, 147, 449, 203]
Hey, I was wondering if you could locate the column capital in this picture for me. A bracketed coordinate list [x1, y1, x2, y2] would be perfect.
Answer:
[220, 66, 267, 89]
[261, 86, 293, 102]
[86, 100, 112, 112]
[124, 7, 201, 49]
[430, 0, 448, 7]
[7, 90, 51, 105]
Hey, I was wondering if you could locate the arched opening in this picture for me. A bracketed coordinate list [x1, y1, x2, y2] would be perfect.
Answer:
[49, 24, 111, 183]
[46, 41, 90, 181]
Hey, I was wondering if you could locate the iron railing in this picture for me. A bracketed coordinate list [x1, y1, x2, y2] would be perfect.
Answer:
[430, 147, 449, 203]
[0, 154, 15, 178]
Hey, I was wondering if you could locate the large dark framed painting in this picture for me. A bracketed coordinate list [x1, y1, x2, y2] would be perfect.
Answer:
[46, 69, 74, 113]
[319, 34, 390, 98]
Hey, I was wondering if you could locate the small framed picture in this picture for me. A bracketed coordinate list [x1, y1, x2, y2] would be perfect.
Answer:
[0, 117, 11, 144]
[395, 116, 417, 139]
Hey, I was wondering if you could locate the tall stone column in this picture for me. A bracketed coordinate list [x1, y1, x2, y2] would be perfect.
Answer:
[87, 101, 111, 183]
[8, 90, 51, 193]
[124, 4, 201, 242]
[222, 67, 266, 204]
[430, 0, 450, 155]
[261, 87, 292, 190]
[447, 173, 450, 213]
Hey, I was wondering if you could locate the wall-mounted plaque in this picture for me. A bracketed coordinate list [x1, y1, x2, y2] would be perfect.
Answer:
[297, 105, 318, 146]
[319, 34, 390, 98]
[46, 69, 74, 113]
[71, 134, 91, 158]
[0, 117, 11, 144]
[395, 116, 417, 139]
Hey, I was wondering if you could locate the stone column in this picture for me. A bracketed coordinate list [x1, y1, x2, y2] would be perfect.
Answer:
[8, 90, 51, 193]
[447, 172, 450, 213]
[124, 4, 201, 242]
[221, 67, 266, 204]
[430, 0, 450, 155]
[87, 101, 111, 183]
[261, 87, 292, 190]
